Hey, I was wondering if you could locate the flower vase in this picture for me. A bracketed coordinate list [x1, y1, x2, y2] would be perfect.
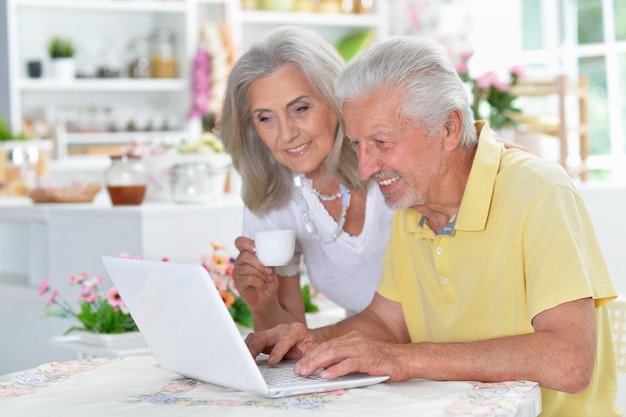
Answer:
[74, 330, 147, 349]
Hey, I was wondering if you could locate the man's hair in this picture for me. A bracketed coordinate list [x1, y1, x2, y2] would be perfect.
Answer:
[217, 26, 364, 214]
[335, 36, 477, 147]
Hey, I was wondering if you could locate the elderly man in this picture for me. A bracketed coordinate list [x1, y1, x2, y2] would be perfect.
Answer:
[245, 36, 619, 417]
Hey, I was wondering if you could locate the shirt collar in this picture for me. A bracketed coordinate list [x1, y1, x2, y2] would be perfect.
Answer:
[455, 121, 502, 232]
[404, 121, 502, 235]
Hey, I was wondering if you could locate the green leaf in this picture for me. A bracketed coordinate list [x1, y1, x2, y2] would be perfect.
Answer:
[48, 36, 75, 58]
[302, 284, 320, 313]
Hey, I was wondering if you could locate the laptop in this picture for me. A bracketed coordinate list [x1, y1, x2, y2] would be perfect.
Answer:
[101, 256, 389, 398]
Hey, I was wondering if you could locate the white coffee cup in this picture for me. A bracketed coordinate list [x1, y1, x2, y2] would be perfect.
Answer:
[253, 229, 296, 267]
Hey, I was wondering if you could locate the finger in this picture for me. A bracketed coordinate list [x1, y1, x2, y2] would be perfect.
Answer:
[234, 274, 271, 292]
[293, 343, 338, 376]
[318, 357, 362, 380]
[234, 236, 255, 253]
[294, 334, 366, 377]
[234, 251, 273, 278]
[246, 324, 309, 365]
[245, 327, 285, 359]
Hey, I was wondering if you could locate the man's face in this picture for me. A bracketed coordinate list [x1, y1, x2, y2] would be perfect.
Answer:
[343, 87, 447, 210]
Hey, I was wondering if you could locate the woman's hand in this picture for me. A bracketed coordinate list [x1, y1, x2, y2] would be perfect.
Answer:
[232, 236, 278, 311]
[233, 236, 306, 329]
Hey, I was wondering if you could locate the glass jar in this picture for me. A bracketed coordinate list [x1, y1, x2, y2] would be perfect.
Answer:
[127, 38, 151, 79]
[150, 28, 177, 78]
[318, 0, 342, 13]
[355, 0, 373, 13]
[104, 155, 147, 206]
[172, 161, 217, 204]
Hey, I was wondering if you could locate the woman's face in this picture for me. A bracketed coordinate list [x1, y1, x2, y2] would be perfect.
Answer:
[247, 63, 339, 176]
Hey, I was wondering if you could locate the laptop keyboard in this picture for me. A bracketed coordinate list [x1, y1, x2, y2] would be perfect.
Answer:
[260, 365, 325, 386]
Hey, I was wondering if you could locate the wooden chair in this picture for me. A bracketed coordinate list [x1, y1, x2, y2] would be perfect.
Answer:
[510, 74, 590, 181]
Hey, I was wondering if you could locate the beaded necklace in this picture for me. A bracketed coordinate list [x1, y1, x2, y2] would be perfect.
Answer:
[293, 174, 351, 243]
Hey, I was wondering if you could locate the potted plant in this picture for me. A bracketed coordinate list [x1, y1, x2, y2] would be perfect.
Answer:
[455, 50, 524, 137]
[38, 269, 147, 349]
[48, 36, 76, 80]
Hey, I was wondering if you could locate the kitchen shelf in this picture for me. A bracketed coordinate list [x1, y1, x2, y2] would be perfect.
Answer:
[239, 10, 381, 27]
[66, 130, 184, 145]
[6, 0, 388, 171]
[18, 78, 188, 92]
[14, 0, 187, 13]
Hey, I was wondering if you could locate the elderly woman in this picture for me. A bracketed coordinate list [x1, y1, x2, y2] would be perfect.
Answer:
[217, 26, 393, 330]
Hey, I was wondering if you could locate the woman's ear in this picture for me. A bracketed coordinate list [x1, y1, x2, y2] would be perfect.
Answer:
[443, 109, 463, 151]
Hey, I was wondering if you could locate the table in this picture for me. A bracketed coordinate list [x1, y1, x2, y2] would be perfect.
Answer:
[0, 355, 541, 417]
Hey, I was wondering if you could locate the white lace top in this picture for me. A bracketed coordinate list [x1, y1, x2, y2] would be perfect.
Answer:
[243, 181, 393, 314]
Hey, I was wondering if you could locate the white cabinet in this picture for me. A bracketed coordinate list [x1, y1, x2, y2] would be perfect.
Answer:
[8, 0, 199, 159]
[6, 0, 388, 161]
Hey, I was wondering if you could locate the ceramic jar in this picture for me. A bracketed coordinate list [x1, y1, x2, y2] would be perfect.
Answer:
[104, 155, 147, 206]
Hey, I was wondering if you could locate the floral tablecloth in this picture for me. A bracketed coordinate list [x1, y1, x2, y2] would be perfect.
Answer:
[0, 355, 540, 417]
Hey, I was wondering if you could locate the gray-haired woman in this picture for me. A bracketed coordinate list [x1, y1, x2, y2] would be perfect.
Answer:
[217, 26, 392, 331]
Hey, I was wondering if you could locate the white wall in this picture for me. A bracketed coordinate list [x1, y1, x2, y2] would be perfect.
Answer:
[579, 184, 626, 293]
[468, 0, 523, 75]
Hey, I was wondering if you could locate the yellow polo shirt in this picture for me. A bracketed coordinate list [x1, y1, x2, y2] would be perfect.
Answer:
[377, 122, 619, 417]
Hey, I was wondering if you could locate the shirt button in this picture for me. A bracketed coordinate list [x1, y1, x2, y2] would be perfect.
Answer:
[441, 277, 449, 285]
[436, 246, 443, 254]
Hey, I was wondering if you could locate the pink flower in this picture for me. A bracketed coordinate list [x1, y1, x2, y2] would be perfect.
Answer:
[476, 71, 497, 90]
[459, 49, 473, 60]
[39, 279, 50, 296]
[106, 287, 125, 309]
[79, 290, 98, 303]
[46, 290, 59, 308]
[509, 65, 525, 79]
[70, 272, 88, 285]
[493, 80, 511, 92]
[38, 270, 138, 334]
[77, 276, 101, 303]
[455, 62, 468, 75]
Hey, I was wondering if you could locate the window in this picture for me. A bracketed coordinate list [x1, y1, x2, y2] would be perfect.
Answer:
[519, 0, 626, 182]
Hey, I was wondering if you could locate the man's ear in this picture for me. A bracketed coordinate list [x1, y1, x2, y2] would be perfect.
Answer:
[443, 109, 463, 151]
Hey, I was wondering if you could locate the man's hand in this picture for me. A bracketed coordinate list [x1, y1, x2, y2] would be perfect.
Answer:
[292, 331, 412, 381]
[245, 322, 320, 364]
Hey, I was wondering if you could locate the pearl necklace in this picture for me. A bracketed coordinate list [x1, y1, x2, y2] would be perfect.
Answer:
[311, 188, 342, 201]
[293, 174, 351, 243]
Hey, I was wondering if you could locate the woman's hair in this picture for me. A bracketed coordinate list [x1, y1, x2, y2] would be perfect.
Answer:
[335, 36, 477, 147]
[217, 26, 364, 214]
